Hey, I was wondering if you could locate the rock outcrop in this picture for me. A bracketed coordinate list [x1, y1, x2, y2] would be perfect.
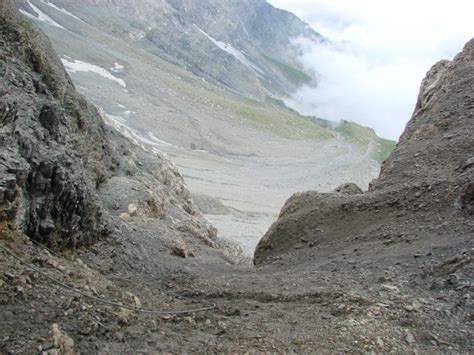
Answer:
[0, 0, 219, 252]
[0, 0, 114, 247]
[254, 39, 474, 265]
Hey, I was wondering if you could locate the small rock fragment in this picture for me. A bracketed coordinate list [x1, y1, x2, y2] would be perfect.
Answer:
[405, 330, 416, 344]
[412, 300, 422, 310]
[133, 296, 141, 309]
[171, 238, 190, 258]
[376, 337, 385, 347]
[127, 204, 138, 217]
[125, 292, 141, 309]
[116, 308, 132, 326]
[184, 316, 196, 325]
[381, 284, 400, 292]
[49, 324, 75, 355]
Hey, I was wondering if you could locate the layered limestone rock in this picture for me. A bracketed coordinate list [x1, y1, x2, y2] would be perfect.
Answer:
[254, 39, 474, 265]
[1, 0, 113, 247]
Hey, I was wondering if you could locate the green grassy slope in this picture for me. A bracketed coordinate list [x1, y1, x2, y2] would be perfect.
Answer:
[263, 55, 315, 86]
[335, 121, 396, 162]
[236, 100, 333, 140]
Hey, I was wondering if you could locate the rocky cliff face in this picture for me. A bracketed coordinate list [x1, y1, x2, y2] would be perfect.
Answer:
[0, 0, 220, 253]
[0, 0, 113, 248]
[254, 39, 474, 265]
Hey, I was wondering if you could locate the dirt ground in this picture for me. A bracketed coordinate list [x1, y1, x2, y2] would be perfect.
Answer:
[1, 207, 472, 354]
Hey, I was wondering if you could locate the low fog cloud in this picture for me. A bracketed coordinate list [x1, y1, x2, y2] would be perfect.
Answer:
[270, 0, 473, 140]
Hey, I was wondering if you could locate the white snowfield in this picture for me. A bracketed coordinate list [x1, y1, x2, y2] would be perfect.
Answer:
[20, 0, 65, 29]
[196, 25, 264, 75]
[61, 57, 127, 88]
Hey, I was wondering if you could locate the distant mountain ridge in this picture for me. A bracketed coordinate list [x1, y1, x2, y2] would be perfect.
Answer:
[17, 0, 323, 99]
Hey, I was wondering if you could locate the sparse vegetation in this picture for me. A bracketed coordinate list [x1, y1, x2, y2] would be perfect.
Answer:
[263, 54, 315, 86]
[374, 137, 397, 163]
[237, 102, 333, 140]
[336, 121, 396, 162]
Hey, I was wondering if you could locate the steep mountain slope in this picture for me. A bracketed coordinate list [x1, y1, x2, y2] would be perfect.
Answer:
[12, 0, 394, 254]
[17, 0, 322, 98]
[0, 3, 108, 247]
[1, 3, 243, 350]
[0, 0, 229, 255]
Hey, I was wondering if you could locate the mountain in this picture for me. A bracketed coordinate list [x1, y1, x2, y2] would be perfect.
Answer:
[0, 0, 233, 254]
[1, 0, 473, 352]
[16, 0, 323, 99]
[12, 0, 395, 254]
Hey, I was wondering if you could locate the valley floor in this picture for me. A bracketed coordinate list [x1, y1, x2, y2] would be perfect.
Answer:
[105, 113, 380, 256]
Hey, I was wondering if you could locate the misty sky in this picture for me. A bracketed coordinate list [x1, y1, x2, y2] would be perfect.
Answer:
[269, 0, 473, 139]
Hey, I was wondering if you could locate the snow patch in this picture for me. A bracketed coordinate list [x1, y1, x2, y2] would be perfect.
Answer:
[100, 109, 177, 152]
[38, 0, 83, 21]
[102, 113, 146, 149]
[146, 132, 174, 148]
[111, 62, 125, 73]
[61, 57, 127, 88]
[20, 0, 65, 29]
[195, 26, 263, 75]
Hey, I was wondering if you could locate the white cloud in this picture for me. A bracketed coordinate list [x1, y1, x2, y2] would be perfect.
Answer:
[269, 0, 474, 139]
